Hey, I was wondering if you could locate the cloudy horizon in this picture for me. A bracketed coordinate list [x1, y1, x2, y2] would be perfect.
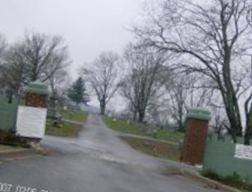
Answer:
[0, 0, 143, 77]
[0, 0, 145, 109]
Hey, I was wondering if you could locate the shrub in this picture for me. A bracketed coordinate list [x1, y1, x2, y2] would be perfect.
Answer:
[223, 172, 242, 185]
[202, 170, 252, 191]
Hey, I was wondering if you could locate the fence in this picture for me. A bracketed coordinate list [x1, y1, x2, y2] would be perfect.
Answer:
[0, 97, 19, 131]
[203, 134, 252, 184]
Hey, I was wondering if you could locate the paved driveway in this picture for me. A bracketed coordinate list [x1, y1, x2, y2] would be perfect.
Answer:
[0, 114, 220, 192]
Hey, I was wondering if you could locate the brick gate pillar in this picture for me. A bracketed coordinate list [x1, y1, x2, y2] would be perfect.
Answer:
[13, 81, 48, 145]
[25, 81, 48, 108]
[181, 109, 211, 165]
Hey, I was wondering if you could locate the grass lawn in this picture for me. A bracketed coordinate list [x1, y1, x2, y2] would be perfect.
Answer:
[62, 110, 88, 122]
[121, 136, 181, 161]
[0, 144, 24, 153]
[103, 117, 184, 143]
[45, 119, 83, 137]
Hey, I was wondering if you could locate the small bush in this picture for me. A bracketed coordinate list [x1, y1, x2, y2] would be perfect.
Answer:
[223, 172, 242, 185]
[202, 170, 252, 191]
[202, 170, 221, 180]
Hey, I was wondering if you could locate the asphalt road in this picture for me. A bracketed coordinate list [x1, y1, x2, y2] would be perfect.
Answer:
[0, 114, 220, 192]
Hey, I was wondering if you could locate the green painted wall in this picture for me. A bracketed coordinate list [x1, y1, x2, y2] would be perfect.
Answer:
[0, 98, 18, 131]
[203, 135, 252, 184]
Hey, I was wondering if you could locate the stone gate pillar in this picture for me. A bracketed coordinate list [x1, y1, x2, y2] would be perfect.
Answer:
[15, 81, 48, 141]
[25, 81, 48, 108]
[181, 109, 211, 165]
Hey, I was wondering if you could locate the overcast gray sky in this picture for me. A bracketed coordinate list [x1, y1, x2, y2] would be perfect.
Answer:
[0, 0, 143, 77]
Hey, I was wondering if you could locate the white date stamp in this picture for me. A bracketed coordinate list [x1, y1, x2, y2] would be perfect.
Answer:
[0, 182, 52, 192]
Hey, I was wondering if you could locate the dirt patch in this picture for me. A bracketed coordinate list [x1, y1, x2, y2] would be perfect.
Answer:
[120, 136, 181, 161]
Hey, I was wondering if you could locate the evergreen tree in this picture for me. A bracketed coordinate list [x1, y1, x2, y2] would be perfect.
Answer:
[67, 77, 88, 106]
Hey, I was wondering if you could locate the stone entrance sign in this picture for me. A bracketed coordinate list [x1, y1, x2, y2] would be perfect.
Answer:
[16, 106, 47, 138]
[235, 144, 252, 160]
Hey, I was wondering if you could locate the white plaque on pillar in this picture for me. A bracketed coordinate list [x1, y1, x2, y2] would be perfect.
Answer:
[16, 106, 47, 138]
[234, 144, 252, 160]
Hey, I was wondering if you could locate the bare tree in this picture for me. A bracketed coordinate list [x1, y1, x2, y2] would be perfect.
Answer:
[121, 43, 167, 122]
[164, 73, 213, 130]
[134, 0, 252, 144]
[1, 45, 29, 96]
[1, 32, 70, 98]
[48, 68, 68, 99]
[47, 67, 71, 110]
[0, 34, 6, 59]
[82, 52, 120, 115]
[0, 34, 7, 89]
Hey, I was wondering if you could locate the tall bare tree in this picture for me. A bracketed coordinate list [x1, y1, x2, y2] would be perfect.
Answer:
[121, 43, 167, 122]
[0, 34, 7, 89]
[48, 68, 68, 99]
[135, 0, 252, 143]
[1, 32, 70, 98]
[164, 73, 213, 131]
[82, 52, 120, 115]
[0, 34, 6, 59]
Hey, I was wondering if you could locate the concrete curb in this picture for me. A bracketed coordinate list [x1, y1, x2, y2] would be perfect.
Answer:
[163, 163, 241, 192]
[119, 133, 240, 191]
[0, 148, 39, 163]
[0, 148, 31, 154]
[183, 171, 241, 192]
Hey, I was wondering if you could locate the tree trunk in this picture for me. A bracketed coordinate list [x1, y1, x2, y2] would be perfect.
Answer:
[244, 126, 252, 145]
[244, 104, 252, 145]
[31, 70, 38, 81]
[221, 92, 243, 143]
[6, 89, 13, 104]
[222, 51, 243, 141]
[138, 110, 145, 123]
[178, 119, 184, 132]
[132, 110, 137, 121]
[178, 103, 184, 131]
[100, 102, 106, 115]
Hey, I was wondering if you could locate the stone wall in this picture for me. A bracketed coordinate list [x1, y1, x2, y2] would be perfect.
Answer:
[0, 97, 18, 131]
[203, 135, 252, 184]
